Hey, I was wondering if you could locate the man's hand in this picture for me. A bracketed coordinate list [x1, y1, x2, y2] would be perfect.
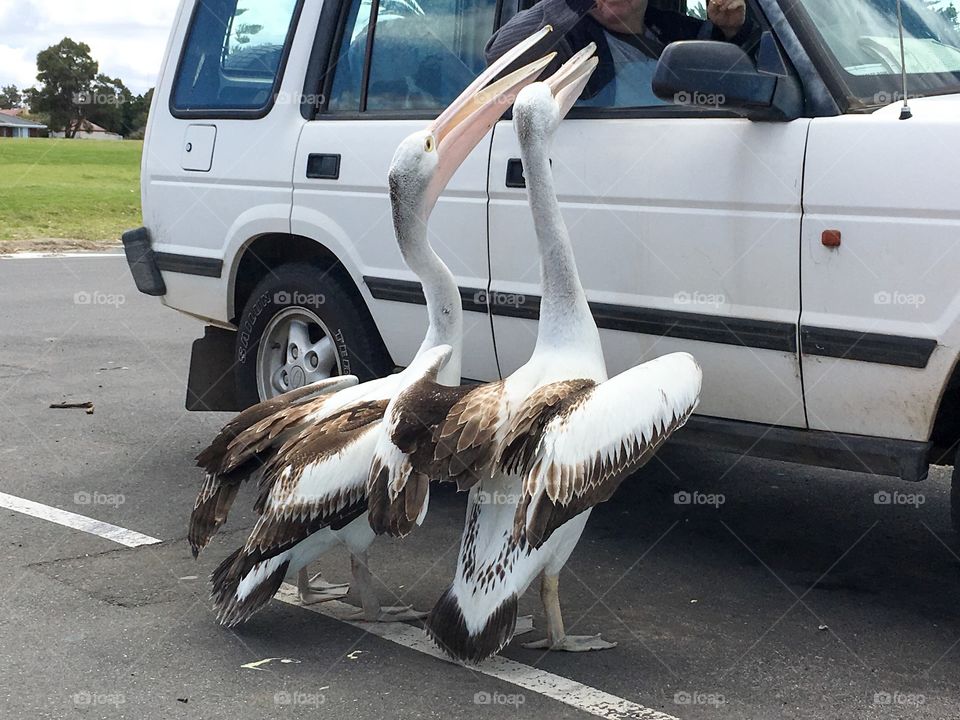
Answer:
[707, 0, 746, 39]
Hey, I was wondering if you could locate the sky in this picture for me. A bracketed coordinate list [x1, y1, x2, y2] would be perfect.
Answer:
[0, 0, 180, 94]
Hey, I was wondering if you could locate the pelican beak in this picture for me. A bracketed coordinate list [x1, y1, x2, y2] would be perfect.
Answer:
[545, 42, 599, 118]
[427, 26, 557, 194]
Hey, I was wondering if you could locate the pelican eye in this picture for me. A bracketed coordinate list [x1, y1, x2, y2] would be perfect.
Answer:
[424, 136, 435, 152]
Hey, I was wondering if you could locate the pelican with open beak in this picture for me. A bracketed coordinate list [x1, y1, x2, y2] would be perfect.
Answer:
[195, 28, 561, 627]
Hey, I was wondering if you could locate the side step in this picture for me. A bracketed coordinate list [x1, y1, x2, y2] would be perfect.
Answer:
[672, 415, 931, 483]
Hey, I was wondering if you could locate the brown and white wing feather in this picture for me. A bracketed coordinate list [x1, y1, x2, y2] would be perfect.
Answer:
[432, 379, 509, 489]
[506, 353, 702, 548]
[242, 399, 388, 556]
[189, 374, 359, 556]
[367, 345, 475, 536]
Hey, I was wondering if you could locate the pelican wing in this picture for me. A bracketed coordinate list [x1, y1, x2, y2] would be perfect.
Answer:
[240, 399, 388, 558]
[367, 345, 476, 536]
[502, 353, 702, 549]
[189, 374, 359, 556]
[196, 375, 359, 475]
[432, 379, 509, 487]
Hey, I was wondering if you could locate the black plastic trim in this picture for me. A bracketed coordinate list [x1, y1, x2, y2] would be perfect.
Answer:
[121, 227, 167, 296]
[673, 415, 931, 482]
[301, 0, 348, 119]
[155, 252, 224, 278]
[364, 276, 797, 352]
[505, 158, 526, 188]
[801, 326, 937, 369]
[306, 153, 341, 179]
[168, 0, 306, 120]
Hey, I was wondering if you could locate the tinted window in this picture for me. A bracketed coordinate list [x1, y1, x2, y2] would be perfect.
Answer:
[326, 0, 497, 113]
[172, 0, 301, 114]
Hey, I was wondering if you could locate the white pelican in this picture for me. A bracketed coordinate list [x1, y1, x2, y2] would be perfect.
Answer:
[195, 29, 560, 627]
[367, 44, 702, 662]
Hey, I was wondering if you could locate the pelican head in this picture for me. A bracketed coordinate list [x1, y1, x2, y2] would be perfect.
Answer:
[513, 43, 598, 145]
[389, 27, 558, 226]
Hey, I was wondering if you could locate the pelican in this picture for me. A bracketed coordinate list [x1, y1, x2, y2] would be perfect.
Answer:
[367, 44, 702, 662]
[195, 28, 560, 627]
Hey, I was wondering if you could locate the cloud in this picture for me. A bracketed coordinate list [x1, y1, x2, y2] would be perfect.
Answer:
[0, 0, 179, 93]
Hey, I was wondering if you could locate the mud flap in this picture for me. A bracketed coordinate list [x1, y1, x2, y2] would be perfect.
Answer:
[186, 326, 243, 412]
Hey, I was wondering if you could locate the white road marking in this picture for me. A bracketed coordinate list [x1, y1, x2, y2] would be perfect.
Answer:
[275, 584, 680, 720]
[0, 491, 161, 548]
[0, 251, 124, 260]
[2, 492, 679, 719]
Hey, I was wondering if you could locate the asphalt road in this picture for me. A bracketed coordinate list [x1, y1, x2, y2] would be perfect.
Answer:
[1, 253, 959, 720]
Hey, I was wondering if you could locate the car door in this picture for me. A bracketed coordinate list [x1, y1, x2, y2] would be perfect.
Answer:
[144, 0, 309, 324]
[486, 0, 810, 427]
[292, 0, 502, 381]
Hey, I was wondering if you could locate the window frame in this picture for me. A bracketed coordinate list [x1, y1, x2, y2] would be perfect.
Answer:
[309, 0, 506, 121]
[169, 0, 307, 120]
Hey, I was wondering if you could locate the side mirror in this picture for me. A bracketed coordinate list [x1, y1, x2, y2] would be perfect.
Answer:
[652, 38, 801, 120]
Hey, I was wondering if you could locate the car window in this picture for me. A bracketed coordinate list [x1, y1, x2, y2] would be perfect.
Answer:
[326, 0, 498, 113]
[801, 0, 960, 76]
[172, 0, 301, 114]
[576, 0, 757, 111]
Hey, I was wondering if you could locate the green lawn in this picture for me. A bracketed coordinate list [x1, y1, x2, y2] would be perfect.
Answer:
[0, 138, 142, 246]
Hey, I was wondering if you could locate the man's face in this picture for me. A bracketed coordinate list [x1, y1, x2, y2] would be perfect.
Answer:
[589, 0, 649, 30]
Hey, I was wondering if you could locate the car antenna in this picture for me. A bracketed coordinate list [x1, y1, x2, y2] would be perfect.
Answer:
[896, 0, 913, 119]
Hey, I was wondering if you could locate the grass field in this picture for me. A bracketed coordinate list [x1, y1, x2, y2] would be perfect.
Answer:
[0, 138, 142, 249]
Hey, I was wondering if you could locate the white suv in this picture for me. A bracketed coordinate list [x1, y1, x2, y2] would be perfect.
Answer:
[123, 0, 960, 529]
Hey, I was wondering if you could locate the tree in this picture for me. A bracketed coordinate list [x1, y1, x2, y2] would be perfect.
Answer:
[86, 74, 132, 135]
[122, 87, 154, 137]
[928, 1, 960, 27]
[0, 84, 22, 109]
[28, 37, 98, 137]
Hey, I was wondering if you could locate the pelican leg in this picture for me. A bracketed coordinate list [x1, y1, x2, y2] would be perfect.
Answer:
[521, 573, 617, 652]
[296, 566, 350, 605]
[337, 551, 427, 623]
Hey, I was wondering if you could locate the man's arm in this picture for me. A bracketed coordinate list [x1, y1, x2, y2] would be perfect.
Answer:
[648, 5, 759, 50]
[484, 0, 594, 69]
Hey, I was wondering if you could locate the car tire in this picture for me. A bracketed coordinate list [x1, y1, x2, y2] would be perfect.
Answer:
[233, 263, 391, 408]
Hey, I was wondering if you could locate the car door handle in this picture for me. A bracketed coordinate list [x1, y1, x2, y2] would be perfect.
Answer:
[505, 157, 551, 188]
[306, 153, 341, 179]
[505, 158, 526, 188]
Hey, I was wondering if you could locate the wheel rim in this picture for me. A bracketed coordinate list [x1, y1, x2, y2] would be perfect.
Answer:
[256, 307, 341, 401]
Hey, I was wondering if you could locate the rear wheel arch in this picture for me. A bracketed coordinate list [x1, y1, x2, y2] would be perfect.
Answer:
[228, 233, 394, 405]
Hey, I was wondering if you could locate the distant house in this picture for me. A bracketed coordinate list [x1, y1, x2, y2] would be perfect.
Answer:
[50, 120, 123, 141]
[0, 110, 47, 138]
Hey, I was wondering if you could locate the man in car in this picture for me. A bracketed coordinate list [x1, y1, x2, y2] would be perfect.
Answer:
[486, 0, 760, 106]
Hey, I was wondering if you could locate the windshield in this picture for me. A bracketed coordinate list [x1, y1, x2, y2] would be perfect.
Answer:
[791, 0, 960, 107]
